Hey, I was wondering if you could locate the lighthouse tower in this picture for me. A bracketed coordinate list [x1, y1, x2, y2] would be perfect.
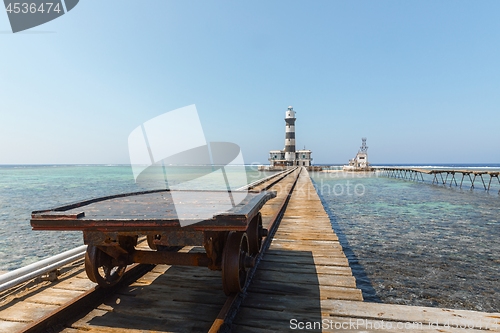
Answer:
[266, 105, 312, 169]
[284, 106, 296, 165]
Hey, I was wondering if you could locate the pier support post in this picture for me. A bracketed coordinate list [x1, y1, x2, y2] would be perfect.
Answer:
[487, 173, 500, 192]
[449, 172, 457, 187]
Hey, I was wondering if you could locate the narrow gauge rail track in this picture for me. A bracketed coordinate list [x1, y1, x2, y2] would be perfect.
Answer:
[10, 167, 301, 333]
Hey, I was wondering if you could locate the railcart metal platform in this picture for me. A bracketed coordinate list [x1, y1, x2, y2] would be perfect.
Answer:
[31, 189, 276, 295]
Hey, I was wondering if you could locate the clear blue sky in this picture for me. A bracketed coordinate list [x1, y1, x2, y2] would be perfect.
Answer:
[1, 1, 499, 164]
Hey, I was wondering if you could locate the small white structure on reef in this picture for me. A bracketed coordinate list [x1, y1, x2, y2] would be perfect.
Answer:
[343, 138, 373, 171]
[267, 106, 313, 167]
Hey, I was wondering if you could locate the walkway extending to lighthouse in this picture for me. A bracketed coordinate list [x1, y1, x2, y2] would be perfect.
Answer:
[232, 168, 362, 331]
[231, 169, 500, 332]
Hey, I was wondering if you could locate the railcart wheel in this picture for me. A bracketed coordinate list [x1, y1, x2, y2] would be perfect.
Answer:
[147, 235, 159, 250]
[247, 213, 263, 255]
[222, 232, 251, 295]
[84, 245, 126, 287]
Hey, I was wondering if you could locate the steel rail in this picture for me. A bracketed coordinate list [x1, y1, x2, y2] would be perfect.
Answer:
[208, 167, 302, 333]
[21, 263, 155, 333]
[236, 167, 291, 191]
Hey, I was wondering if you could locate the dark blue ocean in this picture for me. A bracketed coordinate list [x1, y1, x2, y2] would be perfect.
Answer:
[311, 164, 500, 312]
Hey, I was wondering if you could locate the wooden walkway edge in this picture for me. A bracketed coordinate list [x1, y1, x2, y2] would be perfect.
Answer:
[232, 168, 362, 332]
[232, 168, 500, 332]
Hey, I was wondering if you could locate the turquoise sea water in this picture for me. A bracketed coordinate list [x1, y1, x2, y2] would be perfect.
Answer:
[0, 165, 273, 272]
[311, 167, 500, 312]
[1, 164, 498, 313]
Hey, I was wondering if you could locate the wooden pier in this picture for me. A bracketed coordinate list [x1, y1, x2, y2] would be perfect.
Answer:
[1, 167, 499, 332]
[231, 169, 500, 332]
[232, 168, 363, 331]
[378, 167, 500, 192]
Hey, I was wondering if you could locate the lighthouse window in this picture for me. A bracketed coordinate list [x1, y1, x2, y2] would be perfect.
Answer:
[302, 155, 305, 158]
[274, 155, 277, 159]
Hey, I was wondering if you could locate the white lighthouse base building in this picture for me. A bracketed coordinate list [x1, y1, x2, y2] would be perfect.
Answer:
[268, 149, 312, 167]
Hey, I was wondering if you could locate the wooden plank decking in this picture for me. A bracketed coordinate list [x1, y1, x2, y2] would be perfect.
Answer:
[232, 168, 363, 331]
[232, 168, 500, 332]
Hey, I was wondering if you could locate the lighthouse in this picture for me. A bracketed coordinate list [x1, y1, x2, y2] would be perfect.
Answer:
[267, 106, 313, 168]
[284, 106, 296, 165]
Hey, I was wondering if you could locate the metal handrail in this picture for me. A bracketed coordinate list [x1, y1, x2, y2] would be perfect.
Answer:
[0, 245, 87, 292]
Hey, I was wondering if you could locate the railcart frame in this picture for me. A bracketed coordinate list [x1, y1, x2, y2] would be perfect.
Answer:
[31, 189, 275, 295]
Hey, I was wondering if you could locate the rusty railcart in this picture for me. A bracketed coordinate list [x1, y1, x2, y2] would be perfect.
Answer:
[30, 189, 275, 295]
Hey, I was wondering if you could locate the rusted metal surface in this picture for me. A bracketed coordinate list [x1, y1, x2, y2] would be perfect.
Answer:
[204, 231, 229, 271]
[130, 250, 212, 267]
[31, 190, 276, 232]
[221, 232, 250, 296]
[83, 230, 206, 247]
